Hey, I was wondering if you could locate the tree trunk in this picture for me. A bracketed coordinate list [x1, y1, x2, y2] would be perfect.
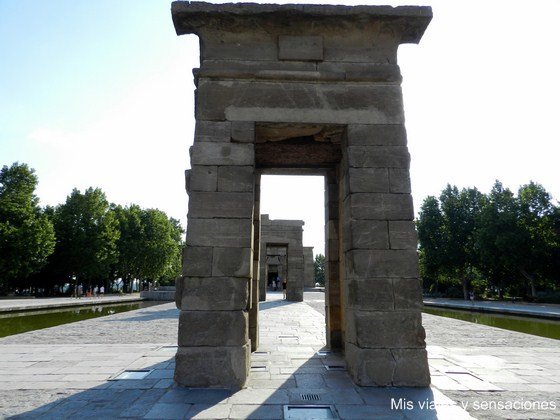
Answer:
[460, 275, 468, 300]
[520, 269, 537, 298]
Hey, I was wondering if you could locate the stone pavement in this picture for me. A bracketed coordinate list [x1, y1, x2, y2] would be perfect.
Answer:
[0, 291, 559, 419]
[0, 295, 144, 313]
[424, 298, 560, 319]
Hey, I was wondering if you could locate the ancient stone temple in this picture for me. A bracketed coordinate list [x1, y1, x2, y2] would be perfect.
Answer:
[258, 215, 307, 303]
[173, 1, 432, 388]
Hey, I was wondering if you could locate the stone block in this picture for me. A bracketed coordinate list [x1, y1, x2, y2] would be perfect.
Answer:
[389, 168, 411, 193]
[317, 62, 402, 83]
[212, 247, 252, 277]
[186, 218, 253, 248]
[188, 165, 218, 192]
[231, 121, 255, 143]
[389, 221, 418, 250]
[178, 310, 248, 346]
[342, 168, 390, 196]
[191, 142, 255, 166]
[347, 146, 410, 168]
[196, 79, 404, 124]
[346, 124, 407, 146]
[217, 166, 254, 192]
[174, 344, 250, 388]
[195, 121, 231, 142]
[278, 35, 323, 61]
[345, 310, 426, 348]
[343, 219, 388, 251]
[346, 278, 394, 310]
[345, 343, 395, 386]
[392, 348, 430, 387]
[344, 193, 414, 220]
[182, 246, 213, 277]
[345, 249, 419, 278]
[179, 277, 249, 310]
[188, 192, 254, 219]
[202, 59, 317, 73]
[393, 278, 423, 310]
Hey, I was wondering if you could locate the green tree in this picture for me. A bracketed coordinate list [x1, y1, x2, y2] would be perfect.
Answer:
[51, 188, 119, 288]
[314, 254, 325, 286]
[515, 182, 558, 296]
[439, 185, 484, 299]
[416, 196, 445, 292]
[113, 205, 182, 291]
[0, 163, 55, 293]
[474, 181, 521, 298]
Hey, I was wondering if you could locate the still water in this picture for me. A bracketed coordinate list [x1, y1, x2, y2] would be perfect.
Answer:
[0, 301, 165, 338]
[424, 306, 560, 340]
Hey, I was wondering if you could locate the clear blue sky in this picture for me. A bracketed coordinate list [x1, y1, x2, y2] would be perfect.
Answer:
[2, 0, 560, 256]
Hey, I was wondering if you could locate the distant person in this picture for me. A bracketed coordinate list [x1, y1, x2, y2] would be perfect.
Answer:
[100, 285, 105, 297]
[469, 291, 475, 304]
[282, 278, 287, 299]
[77, 284, 83, 299]
[94, 285, 99, 298]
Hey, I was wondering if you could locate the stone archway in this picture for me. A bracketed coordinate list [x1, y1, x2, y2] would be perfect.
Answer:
[172, 1, 432, 389]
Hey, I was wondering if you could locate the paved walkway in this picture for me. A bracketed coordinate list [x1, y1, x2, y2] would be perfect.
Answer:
[0, 291, 559, 419]
[0, 295, 144, 313]
[424, 298, 560, 319]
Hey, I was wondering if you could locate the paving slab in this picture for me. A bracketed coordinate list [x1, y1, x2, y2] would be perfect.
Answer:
[0, 292, 559, 418]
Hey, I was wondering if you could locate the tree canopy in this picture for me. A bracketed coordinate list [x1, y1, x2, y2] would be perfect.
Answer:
[418, 180, 560, 300]
[0, 163, 55, 293]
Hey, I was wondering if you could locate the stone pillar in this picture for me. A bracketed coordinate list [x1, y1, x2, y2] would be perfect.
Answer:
[341, 125, 430, 387]
[258, 215, 268, 302]
[175, 120, 256, 388]
[303, 247, 314, 288]
[325, 170, 343, 349]
[249, 174, 261, 351]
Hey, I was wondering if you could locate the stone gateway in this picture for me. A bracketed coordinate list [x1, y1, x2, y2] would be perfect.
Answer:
[173, 1, 432, 388]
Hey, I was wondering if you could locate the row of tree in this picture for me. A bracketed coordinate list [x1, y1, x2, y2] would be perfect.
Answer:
[417, 181, 560, 300]
[0, 162, 183, 295]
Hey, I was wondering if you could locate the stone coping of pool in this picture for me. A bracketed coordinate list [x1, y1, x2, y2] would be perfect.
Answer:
[0, 294, 145, 313]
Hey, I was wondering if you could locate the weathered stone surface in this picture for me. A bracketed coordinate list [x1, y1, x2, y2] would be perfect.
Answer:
[345, 343, 395, 386]
[188, 165, 218, 192]
[188, 192, 254, 219]
[345, 249, 419, 278]
[195, 120, 231, 143]
[191, 142, 254, 166]
[197, 80, 404, 124]
[389, 168, 411, 193]
[202, 59, 317, 73]
[179, 277, 249, 310]
[342, 168, 390, 196]
[345, 310, 426, 348]
[175, 275, 183, 310]
[392, 348, 430, 387]
[346, 278, 394, 310]
[346, 124, 407, 146]
[278, 35, 323, 61]
[231, 121, 255, 143]
[212, 247, 252, 277]
[343, 219, 388, 250]
[347, 146, 410, 168]
[174, 344, 250, 388]
[178, 310, 248, 346]
[186, 218, 253, 248]
[393, 278, 423, 310]
[389, 220, 418, 250]
[182, 246, 213, 277]
[344, 193, 414, 220]
[317, 63, 402, 83]
[217, 166, 254, 192]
